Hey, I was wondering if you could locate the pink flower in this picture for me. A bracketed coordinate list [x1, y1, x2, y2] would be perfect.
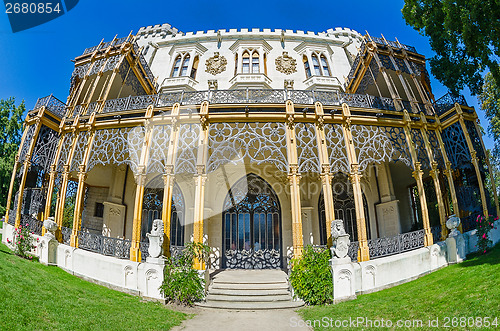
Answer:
[484, 250, 487, 253]
[482, 233, 487, 239]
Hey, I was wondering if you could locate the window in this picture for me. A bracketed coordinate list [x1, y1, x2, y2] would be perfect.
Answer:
[190, 56, 199, 79]
[252, 51, 259, 73]
[171, 55, 182, 77]
[303, 56, 311, 78]
[312, 54, 321, 76]
[242, 51, 250, 73]
[321, 55, 330, 76]
[180, 54, 190, 76]
[95, 202, 104, 218]
[234, 53, 238, 75]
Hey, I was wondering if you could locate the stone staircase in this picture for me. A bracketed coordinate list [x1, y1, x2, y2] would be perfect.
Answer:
[196, 269, 304, 310]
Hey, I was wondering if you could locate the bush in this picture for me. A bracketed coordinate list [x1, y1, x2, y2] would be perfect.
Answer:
[289, 245, 333, 305]
[476, 215, 498, 253]
[7, 223, 38, 260]
[160, 242, 210, 306]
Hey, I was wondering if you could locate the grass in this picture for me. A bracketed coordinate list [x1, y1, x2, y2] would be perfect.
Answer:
[0, 227, 187, 330]
[299, 244, 500, 330]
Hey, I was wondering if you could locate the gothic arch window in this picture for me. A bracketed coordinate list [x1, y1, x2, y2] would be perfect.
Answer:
[141, 176, 185, 247]
[222, 173, 282, 269]
[318, 173, 370, 245]
[303, 55, 311, 78]
[252, 51, 259, 73]
[321, 54, 331, 76]
[180, 54, 190, 76]
[190, 56, 199, 79]
[171, 55, 182, 77]
[242, 51, 250, 73]
[234, 53, 238, 75]
[312, 54, 321, 76]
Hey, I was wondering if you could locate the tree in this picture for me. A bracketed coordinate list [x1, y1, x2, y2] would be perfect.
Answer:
[402, 0, 500, 95]
[0, 98, 25, 215]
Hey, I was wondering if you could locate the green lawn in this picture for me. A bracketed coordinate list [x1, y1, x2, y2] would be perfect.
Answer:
[0, 228, 187, 330]
[299, 244, 500, 330]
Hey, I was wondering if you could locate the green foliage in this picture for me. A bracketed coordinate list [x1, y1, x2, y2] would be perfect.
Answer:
[475, 214, 497, 254]
[160, 242, 210, 306]
[289, 246, 333, 305]
[0, 98, 25, 213]
[479, 73, 500, 158]
[402, 0, 500, 95]
[6, 224, 38, 259]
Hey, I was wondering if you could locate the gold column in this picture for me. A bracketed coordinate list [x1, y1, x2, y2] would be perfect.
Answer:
[285, 100, 304, 258]
[403, 111, 433, 246]
[43, 132, 69, 220]
[340, 103, 370, 261]
[314, 102, 335, 247]
[419, 114, 447, 240]
[456, 105, 490, 217]
[130, 106, 156, 261]
[192, 101, 209, 270]
[15, 119, 43, 228]
[161, 103, 181, 257]
[472, 120, 500, 217]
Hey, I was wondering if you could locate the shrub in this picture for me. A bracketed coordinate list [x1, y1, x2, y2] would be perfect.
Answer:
[476, 215, 498, 253]
[160, 242, 210, 306]
[289, 245, 333, 305]
[7, 223, 38, 260]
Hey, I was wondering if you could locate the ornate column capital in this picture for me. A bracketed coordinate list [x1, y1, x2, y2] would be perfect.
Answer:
[429, 161, 439, 179]
[412, 162, 423, 180]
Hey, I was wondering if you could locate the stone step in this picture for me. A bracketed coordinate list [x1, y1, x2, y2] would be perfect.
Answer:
[196, 300, 305, 310]
[206, 294, 292, 302]
[211, 282, 289, 290]
[208, 288, 290, 296]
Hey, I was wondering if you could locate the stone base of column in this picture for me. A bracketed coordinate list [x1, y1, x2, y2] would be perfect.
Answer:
[330, 258, 357, 303]
[358, 244, 370, 262]
[130, 244, 141, 262]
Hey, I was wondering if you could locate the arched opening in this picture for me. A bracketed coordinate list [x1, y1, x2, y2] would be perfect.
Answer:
[251, 51, 259, 73]
[222, 173, 282, 269]
[171, 55, 182, 77]
[180, 54, 190, 76]
[320, 54, 331, 76]
[141, 176, 185, 247]
[318, 173, 370, 245]
[311, 54, 321, 76]
[242, 51, 250, 73]
[303, 55, 311, 78]
[190, 56, 199, 79]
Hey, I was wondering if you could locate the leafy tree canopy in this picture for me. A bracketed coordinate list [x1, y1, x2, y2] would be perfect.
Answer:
[402, 0, 500, 95]
[0, 98, 25, 214]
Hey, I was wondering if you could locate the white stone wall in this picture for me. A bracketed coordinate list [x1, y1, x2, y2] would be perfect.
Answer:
[81, 186, 109, 234]
[135, 26, 363, 92]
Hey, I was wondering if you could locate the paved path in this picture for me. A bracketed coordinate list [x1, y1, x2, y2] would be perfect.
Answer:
[170, 306, 312, 331]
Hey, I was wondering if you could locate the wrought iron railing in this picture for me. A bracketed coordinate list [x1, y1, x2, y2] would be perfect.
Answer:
[431, 225, 443, 243]
[348, 241, 359, 262]
[61, 226, 72, 245]
[22, 214, 43, 235]
[7, 210, 15, 226]
[434, 92, 468, 115]
[34, 95, 67, 119]
[461, 214, 478, 233]
[140, 241, 149, 261]
[78, 231, 132, 260]
[369, 36, 417, 53]
[368, 229, 425, 259]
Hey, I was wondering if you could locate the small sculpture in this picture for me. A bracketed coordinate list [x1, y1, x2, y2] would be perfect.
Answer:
[330, 219, 350, 259]
[43, 217, 58, 240]
[147, 219, 164, 258]
[446, 214, 461, 238]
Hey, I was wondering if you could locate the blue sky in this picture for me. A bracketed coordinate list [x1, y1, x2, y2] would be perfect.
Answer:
[0, 0, 493, 149]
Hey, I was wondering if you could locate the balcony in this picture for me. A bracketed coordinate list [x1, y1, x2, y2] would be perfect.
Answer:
[160, 76, 198, 93]
[229, 73, 272, 89]
[303, 75, 342, 91]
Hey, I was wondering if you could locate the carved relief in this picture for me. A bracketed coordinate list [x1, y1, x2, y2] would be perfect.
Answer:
[205, 52, 227, 75]
[275, 52, 297, 75]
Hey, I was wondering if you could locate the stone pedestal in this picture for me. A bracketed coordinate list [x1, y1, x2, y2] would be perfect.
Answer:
[376, 200, 401, 237]
[446, 235, 465, 264]
[103, 202, 126, 238]
[39, 237, 58, 266]
[146, 257, 165, 265]
[330, 258, 356, 302]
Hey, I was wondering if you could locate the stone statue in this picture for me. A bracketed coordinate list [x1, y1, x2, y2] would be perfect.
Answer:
[43, 217, 58, 240]
[147, 219, 164, 258]
[330, 219, 350, 259]
[446, 214, 461, 238]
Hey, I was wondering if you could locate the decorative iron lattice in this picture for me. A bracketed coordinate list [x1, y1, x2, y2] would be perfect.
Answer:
[431, 225, 442, 243]
[441, 122, 471, 170]
[140, 241, 150, 260]
[181, 91, 209, 105]
[103, 55, 121, 73]
[464, 120, 485, 160]
[427, 130, 445, 168]
[288, 90, 314, 105]
[22, 188, 46, 216]
[61, 226, 72, 245]
[314, 90, 341, 106]
[223, 174, 282, 269]
[30, 125, 59, 174]
[347, 43, 366, 82]
[156, 92, 183, 107]
[70, 131, 90, 172]
[119, 60, 146, 95]
[102, 97, 129, 113]
[456, 185, 481, 213]
[348, 241, 359, 262]
[19, 125, 36, 164]
[434, 92, 468, 115]
[378, 54, 396, 71]
[57, 134, 73, 172]
[89, 58, 105, 76]
[71, 62, 91, 79]
[410, 129, 430, 169]
[372, 96, 396, 111]
[295, 123, 320, 173]
[128, 95, 157, 110]
[22, 214, 43, 235]
[207, 122, 288, 173]
[356, 58, 379, 95]
[352, 125, 411, 174]
[394, 57, 411, 74]
[461, 214, 478, 233]
[147, 125, 171, 174]
[368, 229, 425, 259]
[324, 123, 349, 174]
[78, 231, 132, 259]
[340, 93, 373, 109]
[175, 124, 200, 174]
[88, 127, 145, 173]
[8, 210, 16, 225]
[210, 89, 249, 104]
[34, 95, 67, 118]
